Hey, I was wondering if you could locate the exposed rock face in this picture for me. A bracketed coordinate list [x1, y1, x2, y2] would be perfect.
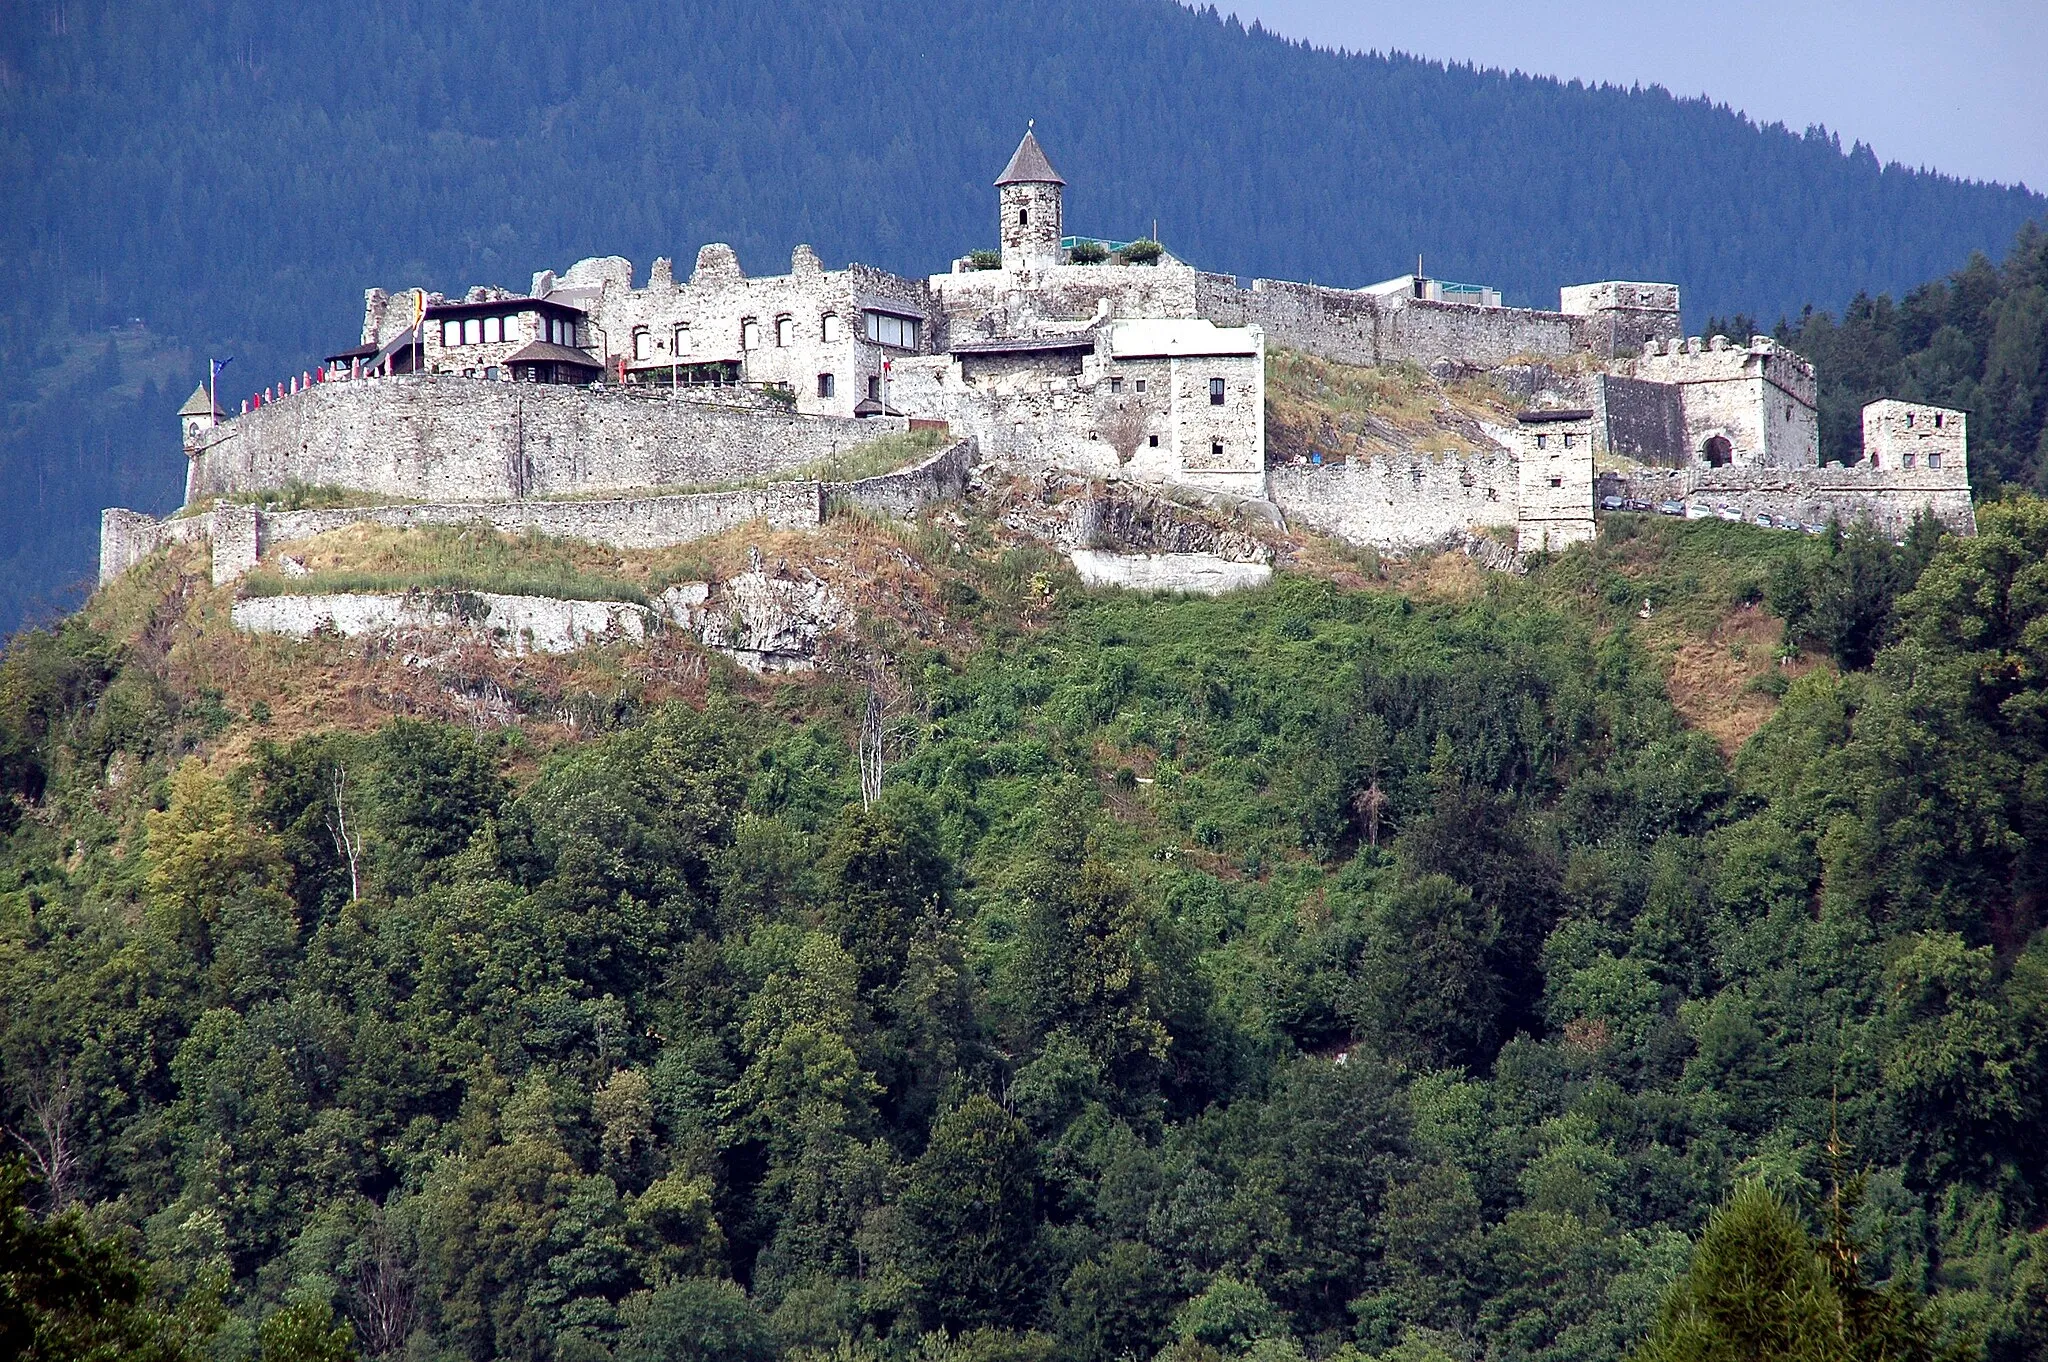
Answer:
[230, 567, 851, 671]
[1069, 550, 1272, 594]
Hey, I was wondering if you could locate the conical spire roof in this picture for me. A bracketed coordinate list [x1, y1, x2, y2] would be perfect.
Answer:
[995, 127, 1064, 186]
[178, 383, 221, 418]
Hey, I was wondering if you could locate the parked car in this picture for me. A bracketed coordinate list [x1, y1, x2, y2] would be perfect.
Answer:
[1599, 495, 1625, 511]
[1625, 498, 1654, 512]
[1754, 513, 1774, 527]
[1657, 500, 1685, 516]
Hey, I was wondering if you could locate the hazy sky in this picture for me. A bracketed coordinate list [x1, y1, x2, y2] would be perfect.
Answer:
[1220, 1, 2048, 190]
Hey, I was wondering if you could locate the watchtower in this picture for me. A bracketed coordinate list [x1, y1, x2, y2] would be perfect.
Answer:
[997, 126, 1064, 273]
[178, 383, 222, 452]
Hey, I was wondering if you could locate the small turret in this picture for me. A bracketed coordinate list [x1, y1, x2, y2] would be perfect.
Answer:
[178, 382, 222, 453]
[996, 125, 1065, 273]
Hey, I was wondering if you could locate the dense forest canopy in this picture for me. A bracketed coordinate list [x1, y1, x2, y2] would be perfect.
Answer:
[1, 0, 2045, 627]
[3, 499, 2047, 1362]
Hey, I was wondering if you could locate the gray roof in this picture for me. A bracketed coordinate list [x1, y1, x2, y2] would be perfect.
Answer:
[995, 129, 1064, 186]
[178, 383, 220, 418]
[1517, 408, 1595, 424]
[949, 335, 1095, 355]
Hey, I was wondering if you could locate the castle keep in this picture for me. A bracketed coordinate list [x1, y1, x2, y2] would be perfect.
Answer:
[112, 129, 1977, 587]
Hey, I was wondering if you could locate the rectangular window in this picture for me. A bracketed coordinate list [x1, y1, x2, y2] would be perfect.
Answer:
[1209, 378, 1226, 405]
[1535, 433, 1548, 449]
[502, 315, 521, 343]
[1148, 434, 1159, 448]
[775, 317, 793, 347]
[1211, 441, 1223, 458]
[1549, 476, 1563, 488]
[818, 373, 835, 398]
[463, 317, 482, 345]
[1135, 379, 1146, 394]
[868, 376, 881, 401]
[674, 325, 691, 355]
[483, 316, 502, 344]
[1929, 452, 1941, 469]
[741, 319, 760, 350]
[1562, 433, 1576, 448]
[633, 330, 651, 362]
[822, 314, 842, 343]
[1903, 453, 1916, 469]
[1110, 377, 1124, 394]
[441, 320, 459, 346]
[863, 311, 918, 349]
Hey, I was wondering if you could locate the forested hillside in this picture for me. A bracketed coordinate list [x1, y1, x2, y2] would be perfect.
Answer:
[3, 498, 2046, 1362]
[2, 0, 2044, 628]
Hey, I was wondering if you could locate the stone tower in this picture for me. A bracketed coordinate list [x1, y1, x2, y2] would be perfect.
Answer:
[178, 383, 222, 451]
[997, 126, 1064, 273]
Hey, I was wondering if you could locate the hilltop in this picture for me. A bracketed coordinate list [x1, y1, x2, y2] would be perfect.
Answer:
[4, 0, 2046, 626]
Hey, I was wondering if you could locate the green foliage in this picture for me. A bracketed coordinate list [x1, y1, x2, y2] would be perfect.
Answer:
[4, 509, 2048, 1359]
[1117, 240, 1166, 266]
[1066, 241, 1110, 266]
[0, 1158, 219, 1362]
[967, 250, 1003, 272]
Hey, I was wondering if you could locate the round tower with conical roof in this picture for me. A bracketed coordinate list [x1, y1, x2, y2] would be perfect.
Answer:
[997, 125, 1064, 273]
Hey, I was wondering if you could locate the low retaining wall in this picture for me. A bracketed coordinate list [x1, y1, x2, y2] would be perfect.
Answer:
[100, 439, 979, 586]
[1597, 464, 1977, 538]
[232, 591, 655, 654]
[1069, 551, 1272, 595]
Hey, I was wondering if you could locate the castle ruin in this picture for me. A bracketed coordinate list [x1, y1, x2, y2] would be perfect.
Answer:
[110, 128, 1977, 588]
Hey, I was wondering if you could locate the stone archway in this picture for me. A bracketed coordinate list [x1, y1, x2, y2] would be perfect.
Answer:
[1701, 435, 1733, 468]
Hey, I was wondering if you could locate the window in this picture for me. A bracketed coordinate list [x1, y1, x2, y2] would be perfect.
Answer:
[1109, 377, 1124, 394]
[1209, 378, 1226, 405]
[1134, 379, 1146, 394]
[441, 320, 459, 346]
[1211, 441, 1223, 458]
[633, 329, 651, 362]
[818, 373, 835, 399]
[1935, 413, 1945, 428]
[673, 325, 691, 355]
[1535, 433, 1548, 449]
[483, 316, 502, 344]
[463, 317, 482, 345]
[1019, 208, 1028, 225]
[863, 311, 918, 349]
[1906, 412, 1916, 427]
[1562, 433, 1576, 448]
[1929, 452, 1942, 469]
[1148, 434, 1159, 448]
[741, 318, 760, 350]
[868, 376, 881, 401]
[1903, 453, 1916, 469]
[485, 366, 500, 381]
[775, 316, 793, 347]
[502, 315, 522, 342]
[1549, 476, 1563, 488]
[822, 313, 842, 343]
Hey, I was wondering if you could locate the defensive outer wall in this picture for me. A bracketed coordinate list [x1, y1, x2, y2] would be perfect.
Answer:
[1266, 449, 1519, 551]
[104, 438, 978, 587]
[1596, 462, 1976, 539]
[184, 375, 901, 504]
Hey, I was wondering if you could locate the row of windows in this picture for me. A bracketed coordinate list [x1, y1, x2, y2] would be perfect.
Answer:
[1532, 432, 1580, 449]
[1106, 375, 1231, 406]
[625, 310, 917, 361]
[438, 314, 581, 348]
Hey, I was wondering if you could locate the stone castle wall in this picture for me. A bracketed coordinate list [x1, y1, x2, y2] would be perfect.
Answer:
[186, 374, 900, 504]
[1196, 278, 1585, 369]
[1597, 463, 1976, 538]
[1267, 450, 1518, 551]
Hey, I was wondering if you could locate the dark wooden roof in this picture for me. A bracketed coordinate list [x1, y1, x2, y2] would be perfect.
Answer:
[995, 129, 1064, 186]
[428, 295, 584, 320]
[505, 340, 602, 369]
[1517, 408, 1595, 424]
